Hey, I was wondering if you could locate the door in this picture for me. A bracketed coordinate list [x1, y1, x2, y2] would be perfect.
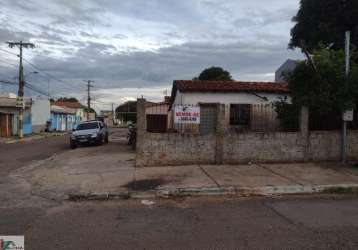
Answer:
[199, 104, 217, 134]
[147, 114, 167, 133]
[0, 113, 12, 137]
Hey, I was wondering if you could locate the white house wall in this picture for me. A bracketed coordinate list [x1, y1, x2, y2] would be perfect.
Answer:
[173, 91, 290, 106]
[31, 99, 50, 133]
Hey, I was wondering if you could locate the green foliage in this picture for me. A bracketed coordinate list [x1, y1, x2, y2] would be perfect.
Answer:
[286, 47, 358, 113]
[83, 107, 96, 114]
[290, 0, 358, 52]
[195, 66, 233, 81]
[274, 97, 300, 131]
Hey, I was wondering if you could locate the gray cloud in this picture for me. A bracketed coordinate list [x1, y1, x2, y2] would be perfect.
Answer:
[0, 0, 302, 106]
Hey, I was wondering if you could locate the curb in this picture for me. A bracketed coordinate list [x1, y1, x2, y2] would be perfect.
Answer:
[66, 184, 358, 201]
[2, 133, 67, 144]
[67, 192, 130, 201]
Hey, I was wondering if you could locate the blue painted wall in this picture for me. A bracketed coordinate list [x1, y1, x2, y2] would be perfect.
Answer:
[23, 110, 32, 135]
[50, 112, 76, 131]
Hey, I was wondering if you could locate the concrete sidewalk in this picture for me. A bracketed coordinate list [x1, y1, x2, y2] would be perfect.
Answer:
[11, 141, 358, 200]
[131, 163, 358, 198]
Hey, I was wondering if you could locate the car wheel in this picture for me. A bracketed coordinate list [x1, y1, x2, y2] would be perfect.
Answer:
[105, 134, 109, 144]
[70, 139, 77, 149]
[97, 136, 103, 146]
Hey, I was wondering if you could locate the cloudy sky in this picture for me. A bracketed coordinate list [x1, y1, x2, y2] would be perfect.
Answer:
[0, 0, 302, 110]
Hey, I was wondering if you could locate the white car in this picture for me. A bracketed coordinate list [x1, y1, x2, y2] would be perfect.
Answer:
[70, 121, 109, 149]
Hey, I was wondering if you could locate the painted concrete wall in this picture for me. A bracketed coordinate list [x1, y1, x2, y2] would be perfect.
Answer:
[31, 99, 50, 133]
[173, 91, 290, 106]
[50, 112, 76, 131]
[136, 99, 358, 167]
[137, 130, 358, 166]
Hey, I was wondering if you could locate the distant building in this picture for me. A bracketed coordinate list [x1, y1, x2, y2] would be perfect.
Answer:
[52, 101, 86, 123]
[275, 59, 299, 82]
[145, 96, 171, 133]
[116, 101, 137, 125]
[50, 105, 76, 131]
[99, 110, 117, 126]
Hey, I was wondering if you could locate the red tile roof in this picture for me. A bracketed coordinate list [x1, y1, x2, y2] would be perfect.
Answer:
[174, 80, 289, 94]
[52, 101, 85, 109]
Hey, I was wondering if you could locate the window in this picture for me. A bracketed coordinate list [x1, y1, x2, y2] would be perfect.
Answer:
[230, 104, 251, 126]
[76, 122, 99, 130]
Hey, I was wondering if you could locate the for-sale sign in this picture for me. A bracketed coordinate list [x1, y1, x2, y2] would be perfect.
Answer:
[174, 106, 200, 124]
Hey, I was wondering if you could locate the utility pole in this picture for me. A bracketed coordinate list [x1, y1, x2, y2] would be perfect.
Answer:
[7, 41, 35, 138]
[47, 79, 50, 100]
[342, 31, 351, 164]
[84, 80, 94, 120]
[112, 103, 116, 125]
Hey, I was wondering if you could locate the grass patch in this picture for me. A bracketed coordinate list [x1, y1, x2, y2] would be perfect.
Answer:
[323, 186, 358, 195]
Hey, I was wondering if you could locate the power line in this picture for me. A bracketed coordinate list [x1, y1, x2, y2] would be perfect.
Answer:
[24, 81, 49, 96]
[0, 79, 17, 85]
[0, 48, 18, 57]
[22, 57, 85, 93]
[0, 58, 18, 67]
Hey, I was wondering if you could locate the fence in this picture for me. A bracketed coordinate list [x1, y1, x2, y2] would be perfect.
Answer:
[145, 102, 299, 134]
[136, 99, 358, 166]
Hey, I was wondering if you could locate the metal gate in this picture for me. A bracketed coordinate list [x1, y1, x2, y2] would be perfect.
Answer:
[199, 104, 217, 134]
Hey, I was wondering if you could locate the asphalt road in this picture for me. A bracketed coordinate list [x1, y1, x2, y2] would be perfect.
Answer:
[0, 135, 69, 175]
[0, 127, 128, 175]
[0, 195, 357, 250]
[1, 130, 358, 249]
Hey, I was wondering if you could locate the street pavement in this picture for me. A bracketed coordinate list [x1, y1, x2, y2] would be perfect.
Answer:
[2, 127, 358, 202]
[0, 133, 69, 175]
[0, 196, 358, 249]
[1, 128, 358, 249]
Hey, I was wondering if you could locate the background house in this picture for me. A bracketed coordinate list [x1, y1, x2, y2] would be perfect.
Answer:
[50, 105, 76, 131]
[52, 101, 86, 124]
[115, 101, 137, 125]
[145, 96, 171, 133]
[0, 95, 32, 137]
[169, 80, 290, 133]
[99, 110, 117, 126]
[275, 59, 299, 82]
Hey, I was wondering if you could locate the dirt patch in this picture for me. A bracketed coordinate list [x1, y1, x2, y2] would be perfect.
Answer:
[124, 179, 165, 191]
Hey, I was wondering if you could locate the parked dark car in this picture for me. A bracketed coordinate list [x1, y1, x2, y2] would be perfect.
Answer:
[70, 121, 108, 149]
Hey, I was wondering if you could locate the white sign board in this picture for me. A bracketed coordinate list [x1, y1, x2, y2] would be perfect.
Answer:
[16, 97, 24, 108]
[174, 106, 200, 124]
[343, 110, 354, 122]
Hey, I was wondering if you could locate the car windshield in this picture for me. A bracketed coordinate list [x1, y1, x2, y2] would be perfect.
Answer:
[76, 122, 99, 130]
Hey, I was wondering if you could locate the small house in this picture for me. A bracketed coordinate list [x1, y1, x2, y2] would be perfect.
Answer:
[169, 80, 290, 133]
[52, 101, 86, 124]
[0, 96, 32, 137]
[50, 105, 76, 131]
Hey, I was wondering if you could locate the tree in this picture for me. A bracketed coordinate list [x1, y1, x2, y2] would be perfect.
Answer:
[194, 66, 233, 81]
[276, 47, 358, 130]
[287, 47, 358, 112]
[290, 0, 358, 53]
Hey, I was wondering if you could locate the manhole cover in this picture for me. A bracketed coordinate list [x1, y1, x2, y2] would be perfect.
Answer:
[124, 179, 164, 191]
